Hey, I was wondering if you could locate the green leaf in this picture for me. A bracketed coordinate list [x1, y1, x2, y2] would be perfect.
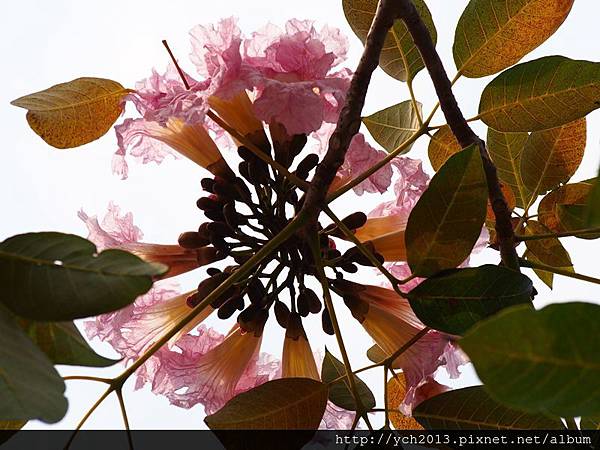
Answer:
[524, 221, 573, 269]
[461, 302, 600, 417]
[407, 265, 534, 335]
[321, 349, 375, 411]
[487, 128, 530, 208]
[520, 119, 586, 199]
[413, 386, 563, 429]
[479, 56, 600, 132]
[205, 378, 328, 430]
[586, 178, 600, 227]
[427, 125, 462, 172]
[581, 416, 600, 430]
[342, 0, 436, 82]
[11, 77, 130, 149]
[556, 204, 600, 239]
[362, 101, 421, 153]
[16, 319, 118, 367]
[0, 232, 167, 321]
[406, 145, 488, 277]
[0, 306, 68, 423]
[453, 0, 574, 78]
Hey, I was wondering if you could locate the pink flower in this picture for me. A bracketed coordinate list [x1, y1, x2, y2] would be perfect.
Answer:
[79, 203, 220, 278]
[339, 282, 463, 411]
[130, 65, 210, 126]
[137, 326, 278, 414]
[244, 19, 351, 134]
[400, 377, 450, 416]
[77, 202, 142, 250]
[190, 17, 249, 100]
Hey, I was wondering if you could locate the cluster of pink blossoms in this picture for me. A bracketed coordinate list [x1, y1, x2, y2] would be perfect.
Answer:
[81, 17, 471, 429]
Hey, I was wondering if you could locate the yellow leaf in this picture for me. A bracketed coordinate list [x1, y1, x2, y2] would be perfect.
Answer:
[0, 420, 26, 430]
[539, 181, 595, 232]
[454, 0, 574, 78]
[427, 125, 461, 171]
[11, 77, 130, 149]
[387, 375, 423, 430]
[520, 118, 586, 199]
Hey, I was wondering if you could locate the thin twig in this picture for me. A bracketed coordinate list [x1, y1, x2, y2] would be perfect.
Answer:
[397, 0, 519, 271]
[516, 227, 600, 241]
[300, 0, 404, 230]
[310, 236, 373, 431]
[116, 389, 134, 450]
[520, 258, 600, 286]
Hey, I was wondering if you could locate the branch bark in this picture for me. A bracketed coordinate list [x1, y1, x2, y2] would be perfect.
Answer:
[397, 0, 520, 271]
[299, 0, 402, 231]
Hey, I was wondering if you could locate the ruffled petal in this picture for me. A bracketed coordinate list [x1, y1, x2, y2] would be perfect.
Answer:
[78, 202, 143, 250]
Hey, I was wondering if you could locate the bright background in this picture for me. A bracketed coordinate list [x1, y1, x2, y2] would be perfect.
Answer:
[1, 0, 600, 430]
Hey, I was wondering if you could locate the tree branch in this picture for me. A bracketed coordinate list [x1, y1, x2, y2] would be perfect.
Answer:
[299, 0, 402, 231]
[397, 0, 520, 271]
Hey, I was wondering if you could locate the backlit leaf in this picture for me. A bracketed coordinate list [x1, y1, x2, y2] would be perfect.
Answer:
[539, 181, 595, 232]
[406, 145, 488, 277]
[556, 204, 600, 239]
[454, 0, 574, 78]
[321, 349, 375, 411]
[387, 375, 423, 430]
[479, 56, 600, 132]
[0, 232, 167, 321]
[16, 320, 118, 367]
[366, 344, 386, 364]
[520, 119, 586, 198]
[427, 125, 461, 171]
[362, 101, 422, 153]
[586, 178, 600, 227]
[0, 306, 67, 423]
[205, 378, 328, 430]
[342, 0, 437, 82]
[414, 386, 563, 429]
[461, 302, 600, 417]
[523, 250, 555, 289]
[524, 221, 573, 269]
[11, 77, 130, 148]
[407, 265, 534, 335]
[487, 128, 530, 207]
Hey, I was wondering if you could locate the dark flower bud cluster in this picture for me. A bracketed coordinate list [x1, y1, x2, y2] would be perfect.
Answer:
[178, 131, 383, 337]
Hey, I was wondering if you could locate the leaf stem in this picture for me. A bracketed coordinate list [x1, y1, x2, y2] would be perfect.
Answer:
[516, 227, 600, 241]
[520, 258, 600, 285]
[324, 206, 404, 296]
[115, 389, 134, 450]
[309, 236, 373, 431]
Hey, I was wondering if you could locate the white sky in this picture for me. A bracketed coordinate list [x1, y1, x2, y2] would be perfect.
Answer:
[2, 0, 600, 430]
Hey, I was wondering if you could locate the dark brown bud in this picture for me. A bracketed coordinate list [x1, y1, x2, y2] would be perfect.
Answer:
[274, 300, 290, 328]
[331, 279, 366, 295]
[196, 246, 225, 265]
[196, 195, 223, 212]
[295, 153, 320, 180]
[322, 308, 334, 335]
[217, 296, 244, 319]
[178, 231, 210, 249]
[340, 262, 358, 273]
[247, 278, 266, 306]
[341, 212, 367, 231]
[238, 305, 268, 336]
[297, 289, 310, 317]
[223, 203, 245, 227]
[201, 177, 215, 193]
